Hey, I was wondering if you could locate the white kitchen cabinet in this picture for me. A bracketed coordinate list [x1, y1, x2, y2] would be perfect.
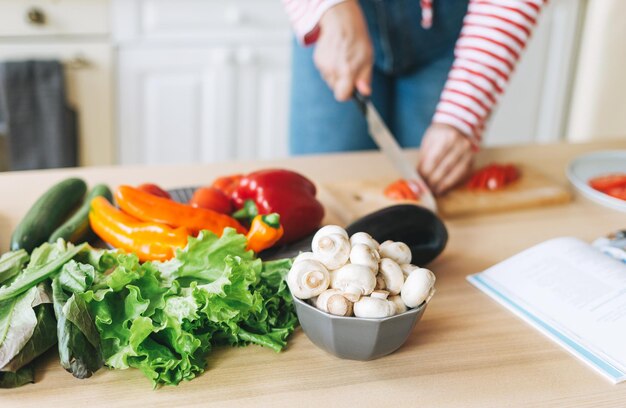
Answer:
[117, 45, 290, 165]
[113, 0, 292, 165]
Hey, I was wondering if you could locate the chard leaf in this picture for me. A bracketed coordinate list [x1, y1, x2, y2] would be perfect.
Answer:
[52, 277, 102, 379]
[0, 364, 34, 388]
[0, 243, 86, 301]
[0, 286, 43, 368]
[2, 302, 57, 372]
[0, 250, 29, 285]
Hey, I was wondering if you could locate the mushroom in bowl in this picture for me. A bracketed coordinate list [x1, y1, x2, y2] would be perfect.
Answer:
[287, 225, 435, 360]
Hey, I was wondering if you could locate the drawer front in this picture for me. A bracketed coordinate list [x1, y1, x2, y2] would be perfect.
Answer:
[113, 0, 290, 42]
[0, 0, 109, 37]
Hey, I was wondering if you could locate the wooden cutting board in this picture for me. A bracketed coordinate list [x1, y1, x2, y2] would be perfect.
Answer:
[321, 164, 572, 221]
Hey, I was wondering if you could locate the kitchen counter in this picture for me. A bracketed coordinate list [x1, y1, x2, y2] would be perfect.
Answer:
[1, 141, 626, 407]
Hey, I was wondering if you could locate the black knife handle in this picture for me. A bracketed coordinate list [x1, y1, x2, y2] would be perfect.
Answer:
[353, 91, 368, 115]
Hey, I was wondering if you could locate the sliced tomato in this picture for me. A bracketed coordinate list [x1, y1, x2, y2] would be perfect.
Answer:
[211, 174, 243, 196]
[137, 183, 171, 199]
[604, 185, 626, 201]
[189, 187, 233, 214]
[588, 174, 626, 193]
[384, 179, 421, 201]
[467, 163, 520, 191]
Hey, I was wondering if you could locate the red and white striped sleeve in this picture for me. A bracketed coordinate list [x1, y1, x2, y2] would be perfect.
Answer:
[432, 0, 548, 145]
[282, 0, 347, 45]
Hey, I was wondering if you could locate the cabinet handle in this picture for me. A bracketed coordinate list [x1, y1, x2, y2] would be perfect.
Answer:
[65, 55, 91, 70]
[26, 7, 46, 25]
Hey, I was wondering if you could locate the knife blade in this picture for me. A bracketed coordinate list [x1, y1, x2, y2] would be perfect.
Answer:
[354, 93, 438, 213]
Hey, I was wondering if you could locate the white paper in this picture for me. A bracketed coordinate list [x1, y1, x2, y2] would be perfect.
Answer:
[468, 237, 626, 383]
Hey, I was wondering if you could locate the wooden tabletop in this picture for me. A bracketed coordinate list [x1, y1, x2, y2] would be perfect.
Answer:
[1, 141, 626, 407]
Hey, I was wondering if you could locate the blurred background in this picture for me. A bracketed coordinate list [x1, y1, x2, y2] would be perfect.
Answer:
[0, 0, 624, 170]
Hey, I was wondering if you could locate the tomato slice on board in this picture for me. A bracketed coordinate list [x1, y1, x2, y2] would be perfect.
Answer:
[467, 164, 520, 191]
[137, 183, 171, 199]
[189, 187, 233, 214]
[588, 174, 626, 193]
[384, 179, 421, 201]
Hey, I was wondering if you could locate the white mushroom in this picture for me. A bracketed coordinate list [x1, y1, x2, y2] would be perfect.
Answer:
[379, 240, 412, 265]
[370, 290, 389, 300]
[316, 289, 353, 316]
[353, 296, 395, 318]
[349, 244, 379, 273]
[389, 295, 407, 315]
[378, 258, 405, 295]
[294, 252, 317, 264]
[287, 259, 330, 299]
[400, 263, 419, 278]
[349, 232, 379, 252]
[374, 275, 386, 290]
[312, 233, 351, 270]
[330, 264, 376, 302]
[401, 268, 436, 308]
[312, 225, 348, 250]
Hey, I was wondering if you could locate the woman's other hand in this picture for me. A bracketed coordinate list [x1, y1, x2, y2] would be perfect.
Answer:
[314, 0, 373, 101]
[418, 124, 475, 195]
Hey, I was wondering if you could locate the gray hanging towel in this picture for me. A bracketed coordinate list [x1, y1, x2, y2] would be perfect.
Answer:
[0, 60, 78, 170]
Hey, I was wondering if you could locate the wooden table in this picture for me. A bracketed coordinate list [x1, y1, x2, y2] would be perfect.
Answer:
[1, 141, 626, 407]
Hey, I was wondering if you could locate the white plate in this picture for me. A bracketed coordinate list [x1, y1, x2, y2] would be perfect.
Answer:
[567, 150, 626, 212]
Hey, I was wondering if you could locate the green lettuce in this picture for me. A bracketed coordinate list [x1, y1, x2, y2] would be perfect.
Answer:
[82, 228, 298, 387]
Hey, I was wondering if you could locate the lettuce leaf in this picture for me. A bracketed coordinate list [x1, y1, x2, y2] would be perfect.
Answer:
[0, 364, 34, 388]
[82, 229, 298, 387]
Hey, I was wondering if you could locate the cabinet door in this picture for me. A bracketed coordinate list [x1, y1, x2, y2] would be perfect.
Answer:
[0, 42, 114, 166]
[118, 45, 290, 165]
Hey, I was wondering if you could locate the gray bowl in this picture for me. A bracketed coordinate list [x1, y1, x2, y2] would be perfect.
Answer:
[292, 296, 427, 360]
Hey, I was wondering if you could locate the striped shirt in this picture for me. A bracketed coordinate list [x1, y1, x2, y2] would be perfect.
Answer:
[282, 0, 547, 145]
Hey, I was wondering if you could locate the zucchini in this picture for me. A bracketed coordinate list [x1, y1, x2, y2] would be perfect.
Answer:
[48, 184, 113, 244]
[10, 178, 87, 252]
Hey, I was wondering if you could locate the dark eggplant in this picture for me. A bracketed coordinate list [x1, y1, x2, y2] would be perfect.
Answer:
[346, 205, 448, 265]
[261, 205, 447, 265]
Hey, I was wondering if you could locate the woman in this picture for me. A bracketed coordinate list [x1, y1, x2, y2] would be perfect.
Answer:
[284, 0, 546, 194]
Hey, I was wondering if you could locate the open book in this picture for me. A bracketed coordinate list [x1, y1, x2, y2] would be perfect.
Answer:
[468, 237, 626, 384]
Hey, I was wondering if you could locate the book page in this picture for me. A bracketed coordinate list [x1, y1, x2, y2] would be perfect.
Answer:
[469, 237, 626, 383]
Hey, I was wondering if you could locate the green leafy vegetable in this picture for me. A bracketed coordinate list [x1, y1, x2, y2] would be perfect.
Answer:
[0, 243, 87, 301]
[0, 250, 29, 285]
[0, 364, 34, 388]
[82, 229, 298, 387]
[0, 284, 52, 369]
[2, 303, 57, 372]
[52, 276, 103, 379]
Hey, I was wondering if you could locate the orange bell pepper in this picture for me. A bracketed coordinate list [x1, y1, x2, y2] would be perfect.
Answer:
[89, 196, 189, 262]
[246, 213, 284, 253]
[115, 185, 247, 236]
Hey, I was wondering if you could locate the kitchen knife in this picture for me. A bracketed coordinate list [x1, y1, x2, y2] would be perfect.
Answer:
[354, 93, 438, 213]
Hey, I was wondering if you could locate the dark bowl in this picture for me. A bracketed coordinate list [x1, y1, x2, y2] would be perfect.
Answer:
[346, 204, 448, 265]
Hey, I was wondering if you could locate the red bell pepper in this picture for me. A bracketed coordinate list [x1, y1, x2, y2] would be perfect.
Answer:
[230, 169, 324, 243]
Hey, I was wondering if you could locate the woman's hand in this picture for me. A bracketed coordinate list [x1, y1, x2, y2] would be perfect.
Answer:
[418, 124, 475, 195]
[314, 0, 373, 101]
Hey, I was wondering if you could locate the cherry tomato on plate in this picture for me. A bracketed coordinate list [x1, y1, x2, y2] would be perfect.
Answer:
[588, 174, 626, 193]
[138, 183, 171, 199]
[189, 187, 233, 214]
